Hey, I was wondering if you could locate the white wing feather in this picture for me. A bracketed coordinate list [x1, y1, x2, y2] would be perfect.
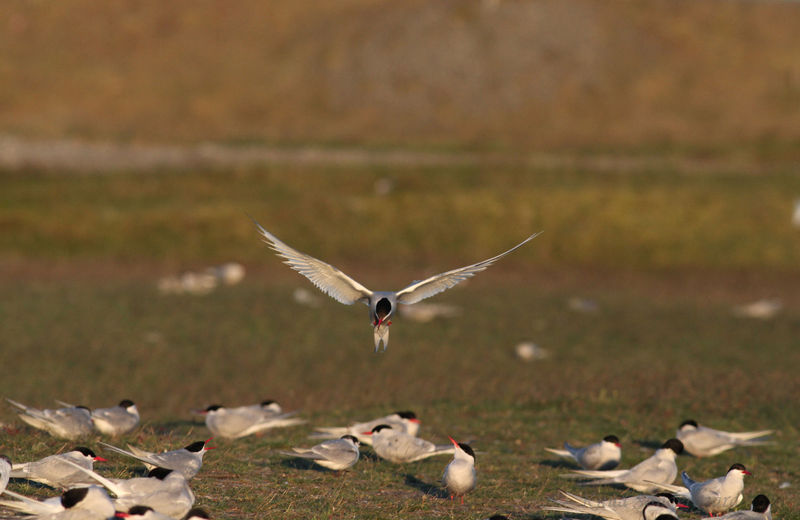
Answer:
[252, 218, 373, 305]
[396, 232, 541, 305]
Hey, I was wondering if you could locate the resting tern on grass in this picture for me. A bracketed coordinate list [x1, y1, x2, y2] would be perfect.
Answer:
[543, 490, 687, 520]
[199, 404, 304, 439]
[91, 399, 140, 436]
[364, 424, 455, 463]
[251, 218, 540, 352]
[646, 463, 751, 515]
[10, 447, 107, 489]
[0, 455, 10, 494]
[713, 495, 772, 520]
[100, 439, 214, 480]
[442, 437, 476, 504]
[310, 410, 421, 445]
[0, 486, 115, 519]
[676, 420, 773, 457]
[564, 439, 684, 493]
[6, 398, 94, 440]
[280, 435, 361, 472]
[545, 435, 622, 470]
[60, 460, 195, 519]
[641, 501, 679, 520]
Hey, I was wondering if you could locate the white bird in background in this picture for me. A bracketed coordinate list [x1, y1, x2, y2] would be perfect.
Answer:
[10, 446, 107, 488]
[280, 435, 361, 472]
[91, 399, 140, 436]
[251, 218, 540, 352]
[442, 437, 477, 504]
[715, 495, 772, 520]
[0, 455, 10, 494]
[564, 439, 684, 493]
[364, 424, 455, 463]
[61, 460, 196, 519]
[676, 420, 773, 457]
[100, 439, 214, 480]
[6, 398, 94, 440]
[200, 403, 304, 439]
[648, 463, 751, 516]
[545, 435, 622, 470]
[0, 486, 116, 519]
[641, 501, 679, 520]
[310, 410, 421, 445]
[543, 490, 687, 520]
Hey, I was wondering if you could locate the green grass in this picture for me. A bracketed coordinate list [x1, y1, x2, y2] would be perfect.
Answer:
[0, 166, 798, 518]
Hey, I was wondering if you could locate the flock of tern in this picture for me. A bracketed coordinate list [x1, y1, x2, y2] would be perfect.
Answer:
[0, 223, 782, 518]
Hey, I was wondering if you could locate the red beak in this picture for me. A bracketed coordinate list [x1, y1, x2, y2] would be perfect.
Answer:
[744, 470, 752, 476]
[115, 514, 130, 518]
[94, 456, 108, 462]
[448, 436, 459, 447]
[362, 431, 373, 436]
[409, 418, 421, 424]
[676, 504, 689, 509]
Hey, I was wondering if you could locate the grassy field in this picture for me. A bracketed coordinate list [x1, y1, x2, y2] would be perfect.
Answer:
[0, 166, 798, 519]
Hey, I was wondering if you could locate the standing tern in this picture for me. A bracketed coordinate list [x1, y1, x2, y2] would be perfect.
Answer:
[310, 410, 421, 445]
[10, 446, 107, 488]
[99, 439, 214, 479]
[545, 435, 622, 470]
[714, 495, 772, 520]
[61, 460, 195, 519]
[200, 404, 304, 439]
[442, 437, 476, 504]
[251, 218, 540, 352]
[280, 435, 361, 472]
[647, 463, 750, 515]
[364, 424, 454, 463]
[543, 490, 687, 520]
[564, 439, 684, 493]
[91, 399, 140, 436]
[6, 398, 93, 440]
[676, 420, 773, 457]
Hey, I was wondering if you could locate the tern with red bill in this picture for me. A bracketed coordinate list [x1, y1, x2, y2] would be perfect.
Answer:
[251, 218, 540, 352]
[99, 439, 214, 480]
[10, 447, 107, 489]
[363, 424, 454, 463]
[714, 495, 772, 520]
[646, 463, 751, 515]
[6, 398, 94, 440]
[280, 435, 361, 472]
[310, 410, 421, 445]
[199, 403, 304, 439]
[543, 490, 687, 520]
[0, 486, 115, 519]
[545, 435, 622, 470]
[442, 437, 476, 504]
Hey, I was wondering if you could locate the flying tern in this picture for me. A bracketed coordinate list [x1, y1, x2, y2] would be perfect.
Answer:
[91, 399, 140, 436]
[6, 398, 93, 440]
[200, 404, 304, 439]
[714, 495, 771, 520]
[364, 424, 454, 463]
[280, 434, 361, 472]
[10, 446, 107, 488]
[251, 218, 540, 352]
[545, 435, 622, 470]
[647, 463, 750, 515]
[442, 437, 476, 504]
[100, 439, 214, 479]
[310, 410, 421, 445]
[676, 420, 772, 457]
[564, 439, 684, 493]
[543, 490, 687, 520]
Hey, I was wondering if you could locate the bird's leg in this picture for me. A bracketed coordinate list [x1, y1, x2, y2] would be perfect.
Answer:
[450, 495, 454, 501]
[460, 496, 464, 505]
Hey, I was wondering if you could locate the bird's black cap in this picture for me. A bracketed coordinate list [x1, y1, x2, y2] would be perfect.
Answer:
[679, 419, 698, 428]
[119, 399, 135, 408]
[61, 488, 89, 509]
[127, 506, 155, 515]
[660, 438, 684, 454]
[205, 404, 223, 412]
[148, 467, 173, 480]
[751, 495, 770, 513]
[371, 424, 393, 434]
[458, 442, 475, 460]
[74, 447, 97, 458]
[603, 435, 620, 444]
[341, 435, 360, 445]
[185, 440, 207, 452]
[396, 411, 417, 420]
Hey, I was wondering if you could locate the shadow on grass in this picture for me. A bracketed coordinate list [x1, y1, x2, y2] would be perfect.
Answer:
[278, 456, 329, 473]
[633, 438, 663, 450]
[404, 474, 449, 499]
[538, 458, 579, 469]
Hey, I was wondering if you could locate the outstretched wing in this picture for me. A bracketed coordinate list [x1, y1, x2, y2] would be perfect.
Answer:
[251, 217, 373, 305]
[396, 232, 541, 305]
